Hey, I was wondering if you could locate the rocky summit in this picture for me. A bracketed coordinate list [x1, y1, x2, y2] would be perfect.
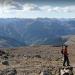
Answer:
[0, 45, 75, 75]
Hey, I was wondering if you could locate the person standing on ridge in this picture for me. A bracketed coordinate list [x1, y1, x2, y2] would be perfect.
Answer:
[61, 45, 70, 66]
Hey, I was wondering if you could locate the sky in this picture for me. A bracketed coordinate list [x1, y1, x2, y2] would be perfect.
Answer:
[0, 0, 75, 18]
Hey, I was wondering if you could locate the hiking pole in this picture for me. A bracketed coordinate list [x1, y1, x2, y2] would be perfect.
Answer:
[61, 44, 64, 67]
[61, 45, 64, 55]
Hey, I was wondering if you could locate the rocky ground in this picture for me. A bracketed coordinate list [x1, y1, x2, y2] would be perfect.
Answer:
[0, 45, 75, 75]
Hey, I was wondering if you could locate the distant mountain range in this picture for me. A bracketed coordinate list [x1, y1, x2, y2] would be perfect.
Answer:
[0, 18, 75, 47]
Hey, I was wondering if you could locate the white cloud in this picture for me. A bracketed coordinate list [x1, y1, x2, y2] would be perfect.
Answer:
[23, 4, 40, 11]
[1, 3, 75, 13]
[0, 3, 75, 18]
[63, 6, 75, 13]
[41, 5, 75, 13]
[0, 5, 9, 13]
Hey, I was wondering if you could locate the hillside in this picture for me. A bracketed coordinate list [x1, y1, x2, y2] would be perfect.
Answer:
[64, 35, 75, 45]
[0, 36, 26, 48]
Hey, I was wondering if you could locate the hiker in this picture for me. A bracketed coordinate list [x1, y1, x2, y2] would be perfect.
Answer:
[61, 45, 70, 66]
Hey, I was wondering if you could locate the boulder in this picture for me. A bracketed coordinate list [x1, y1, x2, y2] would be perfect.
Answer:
[40, 69, 52, 75]
[59, 66, 73, 75]
[0, 68, 17, 75]
[0, 50, 6, 56]
[2, 60, 9, 65]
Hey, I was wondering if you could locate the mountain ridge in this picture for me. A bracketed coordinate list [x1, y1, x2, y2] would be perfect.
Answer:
[0, 18, 75, 47]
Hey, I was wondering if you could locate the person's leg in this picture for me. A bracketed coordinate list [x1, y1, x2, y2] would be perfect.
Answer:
[66, 56, 70, 66]
[63, 55, 66, 66]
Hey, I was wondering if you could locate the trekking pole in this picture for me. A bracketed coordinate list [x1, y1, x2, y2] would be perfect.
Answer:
[61, 45, 64, 55]
[61, 37, 64, 58]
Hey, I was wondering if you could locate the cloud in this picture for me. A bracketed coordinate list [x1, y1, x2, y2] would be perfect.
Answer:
[23, 4, 41, 11]
[0, 0, 23, 10]
[0, 0, 75, 6]
[63, 6, 75, 13]
[0, 0, 12, 6]
[0, 0, 75, 10]
[0, 2, 75, 13]
[0, 0, 75, 12]
[0, 1, 75, 18]
[40, 5, 75, 13]
[10, 2, 23, 10]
